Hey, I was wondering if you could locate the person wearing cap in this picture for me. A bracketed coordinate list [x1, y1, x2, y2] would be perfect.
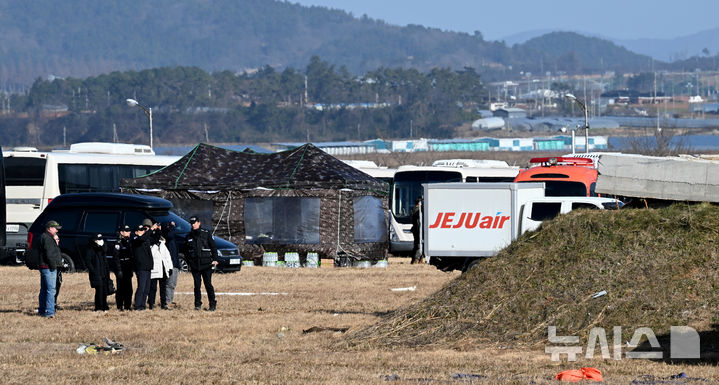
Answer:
[112, 225, 135, 311]
[131, 224, 154, 311]
[34, 220, 63, 318]
[184, 216, 218, 311]
[85, 233, 110, 312]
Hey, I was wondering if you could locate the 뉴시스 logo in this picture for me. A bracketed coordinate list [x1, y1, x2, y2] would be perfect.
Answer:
[545, 326, 700, 361]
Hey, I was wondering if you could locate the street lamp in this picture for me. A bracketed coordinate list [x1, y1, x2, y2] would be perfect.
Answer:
[565, 93, 589, 153]
[126, 98, 153, 149]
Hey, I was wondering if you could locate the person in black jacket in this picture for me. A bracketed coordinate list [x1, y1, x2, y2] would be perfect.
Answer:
[131, 224, 154, 311]
[185, 216, 218, 311]
[112, 225, 134, 311]
[35, 220, 63, 318]
[410, 196, 423, 264]
[85, 233, 110, 312]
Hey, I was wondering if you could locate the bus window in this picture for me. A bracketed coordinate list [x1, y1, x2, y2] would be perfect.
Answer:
[59, 164, 165, 193]
[392, 170, 462, 223]
[4, 157, 46, 186]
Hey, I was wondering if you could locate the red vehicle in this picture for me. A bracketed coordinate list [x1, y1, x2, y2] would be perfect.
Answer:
[513, 157, 598, 197]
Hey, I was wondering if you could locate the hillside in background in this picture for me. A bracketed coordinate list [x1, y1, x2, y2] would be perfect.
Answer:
[1, 0, 664, 89]
[514, 32, 655, 74]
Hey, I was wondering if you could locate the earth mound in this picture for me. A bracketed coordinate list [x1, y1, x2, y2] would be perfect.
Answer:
[350, 203, 719, 350]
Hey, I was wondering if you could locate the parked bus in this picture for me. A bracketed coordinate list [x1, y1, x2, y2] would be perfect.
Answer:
[341, 160, 396, 191]
[390, 159, 519, 255]
[513, 157, 598, 197]
[4, 142, 180, 255]
[0, 145, 8, 263]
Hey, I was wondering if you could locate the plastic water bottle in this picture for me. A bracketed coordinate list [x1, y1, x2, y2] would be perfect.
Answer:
[284, 252, 300, 268]
[262, 252, 278, 267]
[305, 252, 319, 268]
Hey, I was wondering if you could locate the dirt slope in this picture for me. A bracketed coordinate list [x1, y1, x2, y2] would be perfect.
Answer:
[350, 203, 719, 350]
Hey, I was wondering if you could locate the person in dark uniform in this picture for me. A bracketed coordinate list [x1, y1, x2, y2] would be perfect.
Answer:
[85, 233, 110, 312]
[410, 196, 423, 264]
[112, 225, 134, 311]
[131, 224, 154, 311]
[184, 216, 218, 311]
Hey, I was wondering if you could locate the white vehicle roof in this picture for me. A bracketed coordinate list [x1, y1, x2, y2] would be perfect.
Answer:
[67, 142, 155, 155]
[431, 159, 510, 168]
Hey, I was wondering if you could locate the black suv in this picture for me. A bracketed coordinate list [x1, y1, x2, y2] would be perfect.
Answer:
[28, 193, 242, 273]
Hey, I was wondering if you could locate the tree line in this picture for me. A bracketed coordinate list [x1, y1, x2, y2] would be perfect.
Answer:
[0, 58, 485, 147]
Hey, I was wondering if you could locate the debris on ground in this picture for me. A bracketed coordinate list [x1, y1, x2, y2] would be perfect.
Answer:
[555, 367, 602, 382]
[302, 326, 349, 334]
[390, 286, 416, 292]
[75, 337, 124, 354]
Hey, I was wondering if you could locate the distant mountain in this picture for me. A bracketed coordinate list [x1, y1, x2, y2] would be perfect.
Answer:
[615, 28, 719, 62]
[0, 0, 667, 88]
[514, 32, 657, 73]
[504, 27, 719, 63]
[499, 29, 557, 46]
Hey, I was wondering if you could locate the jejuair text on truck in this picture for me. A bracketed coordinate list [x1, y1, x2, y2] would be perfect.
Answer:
[428, 212, 511, 229]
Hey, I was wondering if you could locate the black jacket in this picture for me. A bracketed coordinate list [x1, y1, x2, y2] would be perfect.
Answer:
[131, 232, 153, 271]
[39, 231, 62, 271]
[162, 224, 180, 268]
[85, 241, 110, 289]
[112, 236, 134, 274]
[184, 227, 217, 271]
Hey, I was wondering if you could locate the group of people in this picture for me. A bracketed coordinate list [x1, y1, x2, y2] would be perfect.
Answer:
[33, 216, 220, 317]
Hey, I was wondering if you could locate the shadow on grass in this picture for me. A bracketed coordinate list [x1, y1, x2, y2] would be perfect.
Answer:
[633, 323, 719, 364]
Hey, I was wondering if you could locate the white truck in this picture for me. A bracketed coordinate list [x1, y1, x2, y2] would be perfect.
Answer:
[422, 182, 622, 271]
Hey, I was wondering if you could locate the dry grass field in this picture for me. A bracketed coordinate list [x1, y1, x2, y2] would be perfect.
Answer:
[1, 260, 718, 384]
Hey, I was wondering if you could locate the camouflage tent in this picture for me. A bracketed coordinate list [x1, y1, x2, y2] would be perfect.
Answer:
[120, 143, 389, 262]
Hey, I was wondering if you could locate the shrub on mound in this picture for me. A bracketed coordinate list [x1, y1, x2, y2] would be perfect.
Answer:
[351, 203, 719, 349]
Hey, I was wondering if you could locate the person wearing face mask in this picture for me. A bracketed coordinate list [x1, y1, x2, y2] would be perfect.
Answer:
[85, 233, 111, 312]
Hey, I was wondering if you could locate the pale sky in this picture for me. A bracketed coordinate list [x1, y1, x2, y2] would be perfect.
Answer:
[291, 0, 719, 41]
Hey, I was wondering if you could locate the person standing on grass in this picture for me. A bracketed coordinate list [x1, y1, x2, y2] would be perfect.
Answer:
[35, 220, 62, 318]
[148, 224, 173, 310]
[184, 216, 218, 311]
[410, 196, 423, 264]
[131, 223, 153, 311]
[85, 234, 110, 312]
[162, 221, 180, 306]
[52, 233, 63, 312]
[113, 225, 135, 311]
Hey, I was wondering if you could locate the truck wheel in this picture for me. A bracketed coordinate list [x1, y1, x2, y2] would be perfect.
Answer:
[61, 253, 76, 273]
[461, 258, 481, 273]
[179, 257, 189, 272]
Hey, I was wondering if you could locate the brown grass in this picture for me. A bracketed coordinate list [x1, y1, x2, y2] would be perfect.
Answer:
[1, 260, 718, 384]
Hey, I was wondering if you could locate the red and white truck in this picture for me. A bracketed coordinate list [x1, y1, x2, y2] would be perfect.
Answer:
[422, 182, 622, 271]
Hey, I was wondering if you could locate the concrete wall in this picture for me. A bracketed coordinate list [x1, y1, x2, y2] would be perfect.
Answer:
[596, 154, 719, 202]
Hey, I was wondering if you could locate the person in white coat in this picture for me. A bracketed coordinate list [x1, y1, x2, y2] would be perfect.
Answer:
[148, 230, 174, 310]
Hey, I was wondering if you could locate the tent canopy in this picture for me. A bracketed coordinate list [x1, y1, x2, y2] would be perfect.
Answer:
[122, 143, 388, 193]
